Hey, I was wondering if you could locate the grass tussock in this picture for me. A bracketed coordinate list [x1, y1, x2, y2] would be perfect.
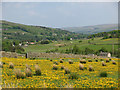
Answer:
[69, 60, 73, 64]
[100, 72, 107, 77]
[102, 61, 106, 66]
[106, 59, 109, 63]
[89, 65, 94, 71]
[79, 63, 84, 70]
[65, 68, 70, 74]
[35, 65, 41, 75]
[0, 62, 3, 68]
[9, 62, 14, 69]
[25, 64, 31, 71]
[95, 60, 98, 62]
[112, 60, 116, 65]
[15, 69, 26, 79]
[61, 65, 64, 70]
[69, 73, 79, 79]
[25, 68, 32, 77]
[53, 64, 58, 70]
[53, 61, 59, 65]
[60, 60, 63, 63]
[80, 59, 86, 64]
[88, 60, 92, 62]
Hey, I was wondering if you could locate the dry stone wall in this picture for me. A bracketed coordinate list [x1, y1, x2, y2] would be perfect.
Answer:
[1, 51, 101, 59]
[26, 52, 98, 59]
[1, 51, 25, 58]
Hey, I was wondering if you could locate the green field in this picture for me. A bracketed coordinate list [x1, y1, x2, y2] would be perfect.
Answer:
[23, 38, 118, 53]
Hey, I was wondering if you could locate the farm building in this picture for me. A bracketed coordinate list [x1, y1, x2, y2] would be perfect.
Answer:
[99, 52, 111, 58]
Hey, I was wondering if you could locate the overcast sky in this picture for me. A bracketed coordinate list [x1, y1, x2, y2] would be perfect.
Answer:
[2, 2, 118, 28]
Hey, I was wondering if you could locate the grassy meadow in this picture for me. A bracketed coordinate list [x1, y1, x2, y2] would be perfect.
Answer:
[1, 57, 119, 88]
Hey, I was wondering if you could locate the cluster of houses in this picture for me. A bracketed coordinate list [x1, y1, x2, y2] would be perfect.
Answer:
[12, 41, 36, 47]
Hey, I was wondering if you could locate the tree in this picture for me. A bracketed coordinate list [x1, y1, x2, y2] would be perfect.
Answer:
[2, 40, 25, 54]
[72, 45, 80, 54]
[99, 47, 107, 52]
[84, 47, 94, 55]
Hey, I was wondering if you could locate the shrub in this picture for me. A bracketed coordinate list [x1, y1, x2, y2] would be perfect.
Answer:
[53, 64, 58, 70]
[69, 73, 79, 79]
[53, 61, 58, 65]
[41, 40, 50, 44]
[15, 69, 26, 79]
[100, 72, 107, 77]
[88, 60, 92, 62]
[9, 62, 14, 69]
[25, 68, 32, 77]
[60, 60, 63, 63]
[79, 64, 84, 70]
[35, 65, 41, 75]
[69, 60, 73, 64]
[112, 60, 116, 65]
[61, 65, 64, 70]
[25, 64, 31, 71]
[65, 68, 70, 74]
[102, 61, 106, 66]
[89, 65, 94, 71]
[80, 59, 86, 64]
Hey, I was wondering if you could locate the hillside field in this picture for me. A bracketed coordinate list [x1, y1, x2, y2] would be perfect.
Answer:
[23, 38, 118, 53]
[1, 57, 119, 88]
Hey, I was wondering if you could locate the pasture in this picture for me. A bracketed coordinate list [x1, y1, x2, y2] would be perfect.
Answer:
[23, 38, 118, 53]
[0, 57, 119, 88]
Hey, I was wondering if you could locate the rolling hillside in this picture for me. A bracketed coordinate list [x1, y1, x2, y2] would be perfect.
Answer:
[2, 20, 86, 41]
[62, 24, 118, 34]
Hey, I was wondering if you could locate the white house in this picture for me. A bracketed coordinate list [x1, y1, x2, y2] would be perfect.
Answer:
[19, 43, 22, 46]
[70, 38, 73, 40]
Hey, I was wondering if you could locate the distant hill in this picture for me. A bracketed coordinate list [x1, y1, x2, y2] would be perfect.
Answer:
[87, 30, 120, 39]
[62, 24, 118, 34]
[2, 20, 87, 41]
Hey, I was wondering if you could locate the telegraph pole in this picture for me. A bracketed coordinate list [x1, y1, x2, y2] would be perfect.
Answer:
[112, 42, 114, 57]
[112, 34, 115, 57]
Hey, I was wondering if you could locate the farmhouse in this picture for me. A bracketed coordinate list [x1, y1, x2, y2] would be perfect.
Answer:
[99, 52, 111, 58]
[29, 42, 35, 45]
